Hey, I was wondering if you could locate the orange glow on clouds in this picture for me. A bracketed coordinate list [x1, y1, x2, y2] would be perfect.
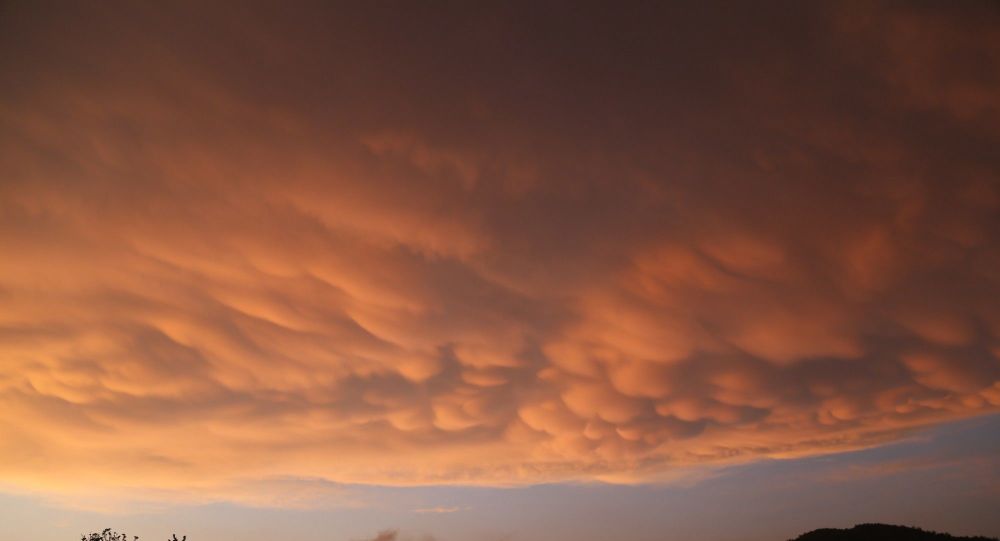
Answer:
[1, 1, 999, 506]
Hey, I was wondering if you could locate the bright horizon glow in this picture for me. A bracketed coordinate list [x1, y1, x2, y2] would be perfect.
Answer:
[4, 414, 1000, 541]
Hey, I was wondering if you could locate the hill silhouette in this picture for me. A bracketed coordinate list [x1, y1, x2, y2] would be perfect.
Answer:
[790, 524, 998, 541]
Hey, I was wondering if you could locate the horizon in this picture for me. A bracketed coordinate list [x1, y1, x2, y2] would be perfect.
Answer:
[2, 1, 999, 540]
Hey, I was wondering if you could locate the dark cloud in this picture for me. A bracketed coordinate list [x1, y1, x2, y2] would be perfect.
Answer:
[366, 531, 397, 541]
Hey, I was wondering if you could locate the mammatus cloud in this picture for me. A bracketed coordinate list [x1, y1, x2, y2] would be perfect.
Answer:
[1, 2, 999, 504]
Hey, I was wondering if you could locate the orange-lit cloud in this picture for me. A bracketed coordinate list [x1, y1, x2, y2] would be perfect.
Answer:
[1, 1, 999, 505]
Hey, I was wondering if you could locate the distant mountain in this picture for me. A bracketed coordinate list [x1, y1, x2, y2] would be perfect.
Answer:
[790, 524, 999, 541]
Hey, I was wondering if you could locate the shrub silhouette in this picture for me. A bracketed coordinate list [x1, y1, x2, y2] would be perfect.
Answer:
[81, 529, 136, 541]
[80, 530, 185, 541]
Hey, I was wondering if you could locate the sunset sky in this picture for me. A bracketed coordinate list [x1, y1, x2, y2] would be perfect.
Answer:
[1, 2, 999, 540]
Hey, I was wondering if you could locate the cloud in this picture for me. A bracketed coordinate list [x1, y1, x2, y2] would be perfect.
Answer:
[413, 506, 465, 514]
[364, 531, 398, 541]
[359, 531, 438, 541]
[0, 0, 999, 506]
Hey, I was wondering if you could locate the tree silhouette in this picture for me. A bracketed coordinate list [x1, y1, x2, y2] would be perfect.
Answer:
[80, 529, 186, 541]
[81, 529, 136, 541]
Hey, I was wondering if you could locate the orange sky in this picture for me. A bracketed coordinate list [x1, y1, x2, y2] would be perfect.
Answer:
[1, 0, 1000, 514]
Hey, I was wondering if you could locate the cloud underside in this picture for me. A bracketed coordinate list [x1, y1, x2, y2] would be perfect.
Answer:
[1, 2, 999, 502]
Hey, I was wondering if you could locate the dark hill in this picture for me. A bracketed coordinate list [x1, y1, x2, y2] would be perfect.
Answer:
[791, 524, 998, 541]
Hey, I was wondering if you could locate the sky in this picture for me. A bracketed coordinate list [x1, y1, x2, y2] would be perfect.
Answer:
[1, 1, 999, 540]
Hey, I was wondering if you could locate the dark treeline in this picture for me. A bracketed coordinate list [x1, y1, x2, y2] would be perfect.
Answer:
[790, 524, 999, 541]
